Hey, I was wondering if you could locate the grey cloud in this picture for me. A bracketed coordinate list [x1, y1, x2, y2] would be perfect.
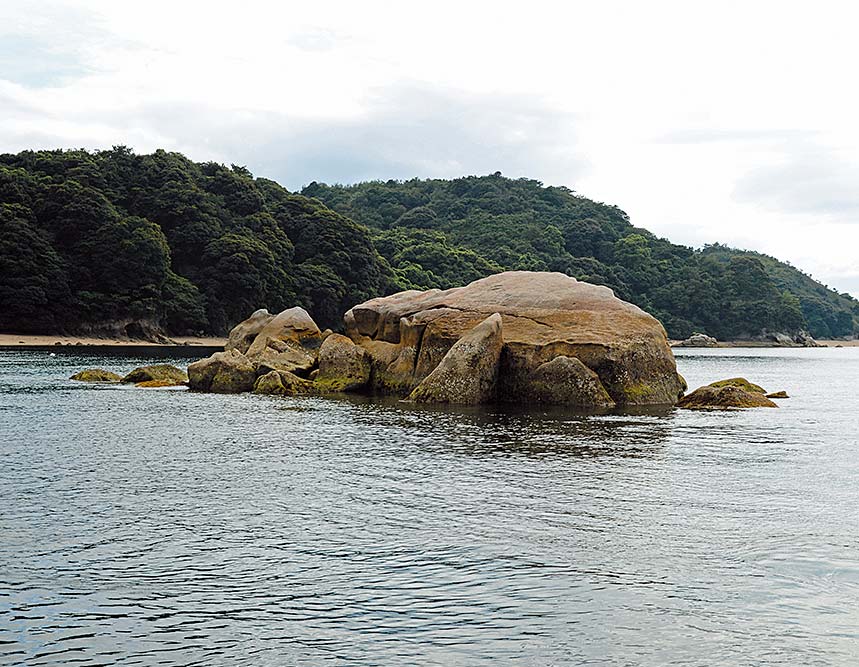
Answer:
[23, 83, 587, 190]
[733, 140, 859, 218]
[217, 85, 587, 189]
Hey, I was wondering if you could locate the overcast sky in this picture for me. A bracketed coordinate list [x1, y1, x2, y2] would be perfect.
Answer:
[2, 0, 858, 296]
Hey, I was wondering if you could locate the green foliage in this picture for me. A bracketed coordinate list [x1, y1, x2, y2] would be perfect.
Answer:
[2, 150, 856, 340]
[0, 148, 388, 334]
[305, 176, 859, 339]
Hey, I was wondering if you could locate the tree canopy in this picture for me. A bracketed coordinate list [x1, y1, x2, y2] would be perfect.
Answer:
[1, 150, 855, 340]
[303, 175, 859, 339]
[0, 148, 389, 334]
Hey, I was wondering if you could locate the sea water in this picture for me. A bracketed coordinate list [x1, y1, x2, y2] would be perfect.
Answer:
[1, 346, 858, 666]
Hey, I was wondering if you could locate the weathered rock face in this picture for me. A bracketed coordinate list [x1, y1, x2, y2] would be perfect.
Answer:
[316, 334, 371, 392]
[407, 313, 503, 404]
[253, 370, 318, 396]
[678, 385, 778, 410]
[188, 349, 257, 393]
[245, 306, 322, 375]
[122, 364, 188, 384]
[524, 356, 616, 408]
[70, 369, 122, 382]
[345, 271, 685, 407]
[225, 308, 274, 354]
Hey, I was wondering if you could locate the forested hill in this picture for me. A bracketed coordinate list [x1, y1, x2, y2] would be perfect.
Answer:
[1, 149, 856, 340]
[0, 148, 388, 335]
[304, 176, 859, 340]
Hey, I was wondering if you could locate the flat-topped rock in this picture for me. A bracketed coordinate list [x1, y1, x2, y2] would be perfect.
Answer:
[346, 271, 685, 407]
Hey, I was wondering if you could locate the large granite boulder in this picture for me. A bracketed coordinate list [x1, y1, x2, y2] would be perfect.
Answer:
[315, 334, 371, 392]
[678, 385, 778, 410]
[245, 306, 322, 375]
[226, 308, 274, 354]
[407, 313, 503, 404]
[345, 271, 685, 407]
[122, 364, 188, 384]
[188, 349, 257, 393]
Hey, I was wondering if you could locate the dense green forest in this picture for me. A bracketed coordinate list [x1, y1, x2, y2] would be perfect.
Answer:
[0, 148, 388, 335]
[1, 149, 856, 339]
[304, 176, 859, 339]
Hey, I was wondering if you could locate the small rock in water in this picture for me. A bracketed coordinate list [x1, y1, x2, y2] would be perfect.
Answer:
[121, 364, 188, 384]
[766, 391, 789, 399]
[678, 385, 778, 410]
[71, 369, 122, 382]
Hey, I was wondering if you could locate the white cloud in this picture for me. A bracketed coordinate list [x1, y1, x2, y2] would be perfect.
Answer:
[2, 0, 859, 296]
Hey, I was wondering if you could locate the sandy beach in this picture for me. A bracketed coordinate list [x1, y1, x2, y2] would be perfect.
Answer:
[0, 334, 226, 347]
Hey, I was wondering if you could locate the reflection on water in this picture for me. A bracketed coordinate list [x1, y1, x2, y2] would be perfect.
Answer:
[1, 347, 858, 666]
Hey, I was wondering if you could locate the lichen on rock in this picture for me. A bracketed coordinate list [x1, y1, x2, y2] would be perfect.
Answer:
[122, 364, 188, 384]
[70, 369, 122, 382]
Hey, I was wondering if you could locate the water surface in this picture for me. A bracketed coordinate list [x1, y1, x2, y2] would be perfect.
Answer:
[1, 346, 858, 665]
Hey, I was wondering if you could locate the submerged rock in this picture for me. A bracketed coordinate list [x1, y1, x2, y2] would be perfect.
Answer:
[678, 385, 778, 410]
[346, 271, 685, 408]
[253, 369, 318, 396]
[315, 334, 371, 393]
[188, 349, 257, 393]
[122, 364, 188, 384]
[407, 313, 503, 404]
[70, 368, 121, 382]
[135, 379, 186, 388]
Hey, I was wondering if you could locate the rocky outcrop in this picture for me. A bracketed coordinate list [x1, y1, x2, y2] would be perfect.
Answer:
[70, 369, 121, 382]
[225, 308, 274, 354]
[122, 364, 188, 384]
[315, 334, 371, 392]
[188, 349, 257, 393]
[674, 332, 718, 347]
[407, 313, 503, 404]
[187, 272, 688, 411]
[345, 271, 685, 408]
[253, 370, 318, 396]
[678, 385, 778, 410]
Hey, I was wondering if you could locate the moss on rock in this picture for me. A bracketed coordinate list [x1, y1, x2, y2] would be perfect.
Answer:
[122, 364, 188, 384]
[708, 377, 766, 394]
[70, 368, 122, 382]
[678, 385, 778, 410]
[135, 379, 187, 388]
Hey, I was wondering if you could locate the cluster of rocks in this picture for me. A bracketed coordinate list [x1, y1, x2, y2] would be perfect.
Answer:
[186, 271, 687, 409]
[677, 377, 788, 410]
[71, 364, 188, 387]
[68, 272, 794, 414]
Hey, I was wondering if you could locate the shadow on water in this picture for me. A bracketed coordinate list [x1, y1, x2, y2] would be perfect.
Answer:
[290, 392, 676, 460]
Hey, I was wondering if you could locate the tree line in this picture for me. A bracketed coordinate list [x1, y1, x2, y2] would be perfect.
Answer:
[1, 150, 856, 339]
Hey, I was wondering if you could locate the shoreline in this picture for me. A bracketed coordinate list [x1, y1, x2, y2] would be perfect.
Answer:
[0, 334, 226, 348]
[671, 339, 859, 348]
